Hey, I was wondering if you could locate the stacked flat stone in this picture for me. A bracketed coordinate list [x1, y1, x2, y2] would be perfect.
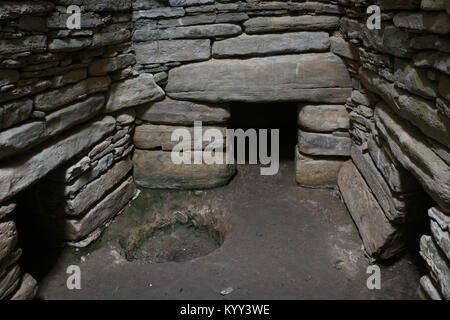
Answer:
[419, 207, 450, 300]
[133, 97, 235, 189]
[35, 112, 137, 246]
[336, 0, 450, 298]
[131, 0, 353, 188]
[0, 0, 163, 299]
[1, 0, 449, 301]
[296, 104, 351, 187]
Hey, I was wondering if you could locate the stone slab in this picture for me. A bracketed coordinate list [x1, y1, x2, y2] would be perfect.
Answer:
[212, 32, 330, 58]
[367, 137, 421, 193]
[419, 274, 443, 300]
[0, 265, 20, 299]
[65, 176, 136, 241]
[351, 145, 423, 223]
[298, 129, 352, 156]
[295, 147, 345, 188]
[0, 116, 116, 203]
[105, 73, 165, 112]
[0, 219, 18, 265]
[0, 121, 46, 160]
[133, 149, 236, 189]
[134, 39, 211, 64]
[428, 207, 450, 261]
[420, 235, 450, 300]
[374, 102, 450, 213]
[297, 104, 349, 132]
[65, 157, 134, 217]
[136, 97, 230, 125]
[166, 53, 352, 103]
[134, 24, 241, 41]
[10, 273, 38, 300]
[338, 161, 406, 260]
[243, 15, 339, 34]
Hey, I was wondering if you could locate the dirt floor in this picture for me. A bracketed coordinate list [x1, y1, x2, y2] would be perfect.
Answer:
[36, 161, 424, 300]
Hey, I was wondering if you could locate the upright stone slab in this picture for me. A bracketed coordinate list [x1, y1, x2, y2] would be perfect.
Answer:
[45, 95, 105, 137]
[428, 207, 450, 261]
[0, 265, 20, 299]
[351, 145, 424, 223]
[367, 137, 421, 193]
[166, 53, 352, 103]
[338, 161, 406, 260]
[133, 124, 226, 151]
[330, 35, 359, 60]
[420, 235, 450, 300]
[419, 275, 443, 300]
[360, 68, 450, 147]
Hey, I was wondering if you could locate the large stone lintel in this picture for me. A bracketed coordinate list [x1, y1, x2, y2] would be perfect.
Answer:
[166, 53, 352, 103]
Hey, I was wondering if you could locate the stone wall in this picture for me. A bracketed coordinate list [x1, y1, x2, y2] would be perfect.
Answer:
[335, 0, 450, 299]
[131, 0, 353, 189]
[0, 0, 150, 299]
[0, 0, 448, 300]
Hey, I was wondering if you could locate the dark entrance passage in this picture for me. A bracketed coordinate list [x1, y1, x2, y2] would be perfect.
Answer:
[229, 103, 298, 162]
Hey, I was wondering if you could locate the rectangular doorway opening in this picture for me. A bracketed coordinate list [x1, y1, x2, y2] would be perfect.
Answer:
[228, 102, 298, 163]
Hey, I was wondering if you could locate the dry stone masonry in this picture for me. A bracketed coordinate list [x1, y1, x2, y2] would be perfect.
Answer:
[132, 0, 353, 189]
[0, 0, 143, 299]
[0, 0, 448, 300]
[335, 0, 450, 300]
[296, 103, 351, 187]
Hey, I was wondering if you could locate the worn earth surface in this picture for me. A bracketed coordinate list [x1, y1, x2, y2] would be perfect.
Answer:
[36, 162, 423, 299]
